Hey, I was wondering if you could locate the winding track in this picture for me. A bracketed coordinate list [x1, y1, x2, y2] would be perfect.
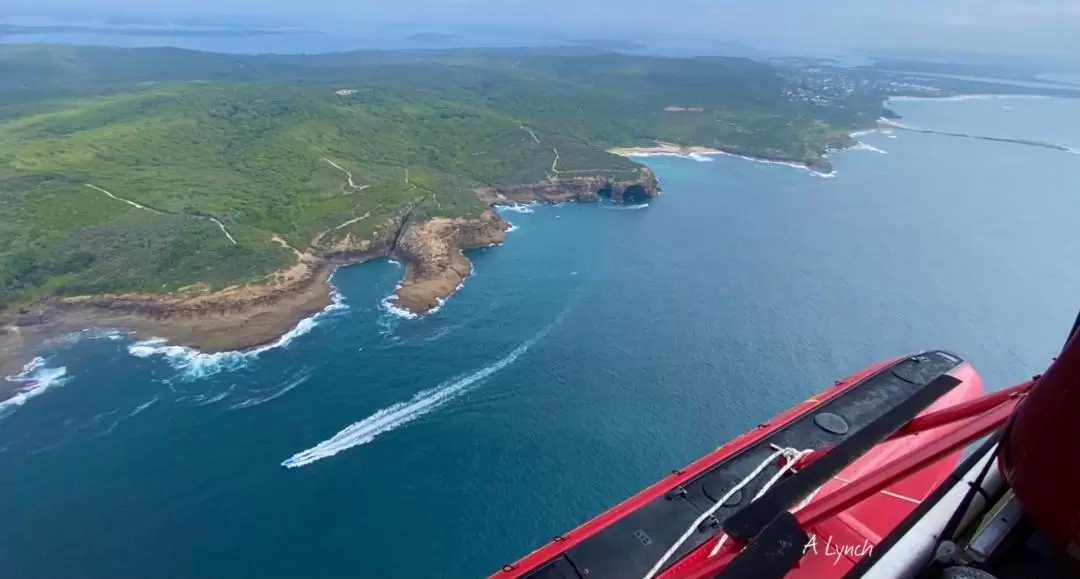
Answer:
[85, 183, 238, 245]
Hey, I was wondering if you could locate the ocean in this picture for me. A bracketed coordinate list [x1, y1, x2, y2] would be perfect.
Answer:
[2, 96, 1078, 578]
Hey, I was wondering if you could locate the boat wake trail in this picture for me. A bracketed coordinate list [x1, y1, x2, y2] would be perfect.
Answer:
[281, 313, 565, 468]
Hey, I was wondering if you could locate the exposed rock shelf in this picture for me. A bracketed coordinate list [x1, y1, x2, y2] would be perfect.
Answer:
[1, 172, 659, 392]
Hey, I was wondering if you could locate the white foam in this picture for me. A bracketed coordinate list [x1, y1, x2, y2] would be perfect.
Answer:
[506, 223, 519, 233]
[687, 152, 715, 163]
[128, 283, 347, 380]
[282, 313, 564, 468]
[1, 357, 72, 417]
[380, 258, 471, 320]
[850, 129, 878, 137]
[229, 375, 309, 410]
[888, 135, 898, 139]
[497, 202, 537, 214]
[380, 295, 420, 319]
[850, 142, 888, 154]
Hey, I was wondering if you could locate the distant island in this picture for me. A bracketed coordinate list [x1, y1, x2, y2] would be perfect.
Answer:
[0, 44, 891, 386]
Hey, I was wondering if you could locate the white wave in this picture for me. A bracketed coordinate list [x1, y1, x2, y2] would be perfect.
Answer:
[127, 284, 347, 380]
[687, 152, 715, 163]
[850, 142, 888, 154]
[506, 223, 519, 233]
[282, 313, 565, 468]
[229, 375, 309, 410]
[888, 135, 898, 139]
[1, 357, 71, 417]
[1068, 147, 1080, 155]
[380, 295, 420, 319]
[850, 129, 878, 137]
[380, 258, 471, 320]
[497, 202, 536, 214]
[881, 129, 895, 135]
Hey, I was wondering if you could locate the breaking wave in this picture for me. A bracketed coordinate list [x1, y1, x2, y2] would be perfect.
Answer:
[497, 202, 536, 214]
[127, 286, 348, 380]
[282, 312, 565, 468]
[851, 142, 888, 154]
[380, 261, 472, 320]
[1, 357, 72, 418]
[380, 295, 419, 319]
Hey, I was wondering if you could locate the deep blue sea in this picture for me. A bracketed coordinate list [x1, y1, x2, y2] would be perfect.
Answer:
[2, 96, 1079, 578]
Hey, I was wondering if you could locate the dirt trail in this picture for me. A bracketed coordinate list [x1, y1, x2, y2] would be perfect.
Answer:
[520, 126, 562, 181]
[322, 157, 371, 191]
[270, 235, 306, 259]
[332, 211, 372, 231]
[86, 183, 237, 245]
[85, 184, 162, 214]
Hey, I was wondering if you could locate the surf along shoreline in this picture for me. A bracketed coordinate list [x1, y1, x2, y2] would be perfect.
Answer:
[607, 142, 838, 176]
[0, 166, 662, 403]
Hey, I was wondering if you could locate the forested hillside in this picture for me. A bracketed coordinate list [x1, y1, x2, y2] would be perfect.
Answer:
[0, 45, 887, 310]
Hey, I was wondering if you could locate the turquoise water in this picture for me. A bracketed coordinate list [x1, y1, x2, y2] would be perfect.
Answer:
[2, 97, 1079, 578]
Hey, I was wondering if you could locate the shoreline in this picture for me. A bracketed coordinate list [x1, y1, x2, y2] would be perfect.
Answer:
[607, 143, 836, 177]
[1, 172, 661, 404]
[886, 93, 1053, 102]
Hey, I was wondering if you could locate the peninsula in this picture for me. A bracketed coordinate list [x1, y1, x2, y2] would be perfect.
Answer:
[0, 45, 890, 388]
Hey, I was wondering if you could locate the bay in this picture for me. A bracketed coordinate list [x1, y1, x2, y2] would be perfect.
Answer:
[1, 96, 1078, 578]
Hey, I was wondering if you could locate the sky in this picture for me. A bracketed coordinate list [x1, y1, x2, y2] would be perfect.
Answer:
[4, 0, 1080, 56]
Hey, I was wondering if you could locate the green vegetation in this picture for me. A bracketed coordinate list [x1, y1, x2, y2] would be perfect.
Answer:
[0, 45, 888, 310]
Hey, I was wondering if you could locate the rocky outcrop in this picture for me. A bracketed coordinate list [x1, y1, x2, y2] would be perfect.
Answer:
[389, 210, 509, 314]
[477, 167, 660, 207]
[2, 166, 657, 385]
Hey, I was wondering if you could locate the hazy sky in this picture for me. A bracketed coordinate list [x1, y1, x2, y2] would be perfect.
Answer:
[6, 0, 1080, 55]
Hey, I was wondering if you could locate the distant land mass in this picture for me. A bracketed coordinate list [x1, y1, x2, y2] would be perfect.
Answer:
[0, 44, 894, 384]
[0, 24, 307, 37]
[569, 38, 649, 51]
[406, 32, 469, 44]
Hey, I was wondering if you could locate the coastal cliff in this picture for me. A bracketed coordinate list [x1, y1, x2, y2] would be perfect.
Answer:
[1, 169, 661, 388]
[389, 210, 509, 314]
[477, 168, 661, 206]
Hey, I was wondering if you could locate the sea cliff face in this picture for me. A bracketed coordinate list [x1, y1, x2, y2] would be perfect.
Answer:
[0, 168, 660, 391]
[389, 210, 510, 314]
[477, 168, 661, 206]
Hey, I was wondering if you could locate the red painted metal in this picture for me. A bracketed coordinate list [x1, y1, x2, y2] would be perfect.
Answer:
[660, 364, 985, 579]
[796, 398, 1019, 528]
[794, 379, 1032, 471]
[1001, 329, 1080, 557]
[491, 357, 901, 578]
[494, 358, 993, 579]
[666, 394, 1020, 579]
